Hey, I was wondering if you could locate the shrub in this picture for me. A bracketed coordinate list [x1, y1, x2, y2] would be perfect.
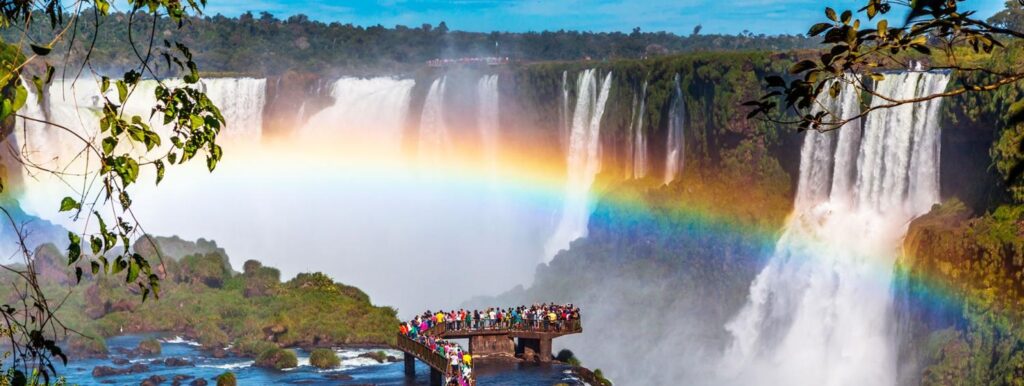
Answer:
[216, 371, 237, 386]
[137, 338, 161, 356]
[234, 339, 278, 358]
[309, 348, 341, 369]
[255, 347, 298, 370]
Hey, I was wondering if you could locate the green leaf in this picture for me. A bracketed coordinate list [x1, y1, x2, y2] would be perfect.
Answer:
[101, 77, 110, 93]
[840, 10, 852, 24]
[11, 84, 27, 113]
[30, 44, 52, 56]
[59, 197, 80, 212]
[808, 23, 832, 37]
[789, 60, 818, 75]
[155, 160, 165, 185]
[90, 235, 102, 255]
[877, 20, 888, 38]
[116, 81, 128, 104]
[126, 260, 140, 283]
[91, 261, 101, 275]
[95, 0, 110, 14]
[75, 267, 83, 283]
[102, 137, 117, 155]
[825, 7, 837, 22]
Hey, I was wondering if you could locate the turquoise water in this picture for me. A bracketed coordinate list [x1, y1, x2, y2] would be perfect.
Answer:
[56, 335, 585, 385]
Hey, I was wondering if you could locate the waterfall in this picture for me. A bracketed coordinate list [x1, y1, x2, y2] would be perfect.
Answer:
[477, 75, 500, 178]
[629, 81, 648, 179]
[561, 71, 571, 152]
[200, 78, 266, 142]
[543, 69, 612, 262]
[723, 72, 950, 386]
[299, 77, 414, 157]
[664, 74, 685, 184]
[418, 77, 451, 165]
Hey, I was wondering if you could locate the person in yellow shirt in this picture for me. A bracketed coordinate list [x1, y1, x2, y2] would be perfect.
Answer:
[463, 353, 472, 367]
[436, 311, 445, 326]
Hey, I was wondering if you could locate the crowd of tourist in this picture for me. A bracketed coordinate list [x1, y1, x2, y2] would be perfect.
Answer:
[397, 304, 581, 385]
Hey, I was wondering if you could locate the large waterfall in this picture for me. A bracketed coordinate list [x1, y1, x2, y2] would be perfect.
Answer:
[544, 69, 612, 261]
[664, 74, 685, 184]
[723, 72, 950, 386]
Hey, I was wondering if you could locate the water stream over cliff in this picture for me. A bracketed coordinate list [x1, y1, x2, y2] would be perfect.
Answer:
[723, 72, 950, 386]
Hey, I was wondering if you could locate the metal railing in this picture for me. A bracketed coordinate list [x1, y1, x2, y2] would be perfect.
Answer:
[433, 318, 583, 334]
[395, 334, 450, 373]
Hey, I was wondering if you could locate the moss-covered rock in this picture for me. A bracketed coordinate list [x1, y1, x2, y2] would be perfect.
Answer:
[309, 348, 340, 369]
[215, 371, 236, 386]
[255, 347, 298, 370]
[137, 338, 161, 357]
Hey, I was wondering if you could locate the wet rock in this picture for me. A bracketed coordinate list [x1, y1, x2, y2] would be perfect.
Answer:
[165, 357, 194, 367]
[188, 379, 208, 386]
[140, 374, 166, 385]
[171, 374, 194, 386]
[129, 363, 150, 373]
[386, 355, 398, 362]
[111, 358, 130, 365]
[210, 348, 228, 358]
[92, 366, 129, 377]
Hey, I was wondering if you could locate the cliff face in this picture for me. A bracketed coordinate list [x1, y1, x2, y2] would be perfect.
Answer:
[897, 201, 1024, 385]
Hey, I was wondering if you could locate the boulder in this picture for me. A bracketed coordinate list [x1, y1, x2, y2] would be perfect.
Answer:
[189, 379, 208, 386]
[92, 366, 129, 377]
[164, 357, 194, 367]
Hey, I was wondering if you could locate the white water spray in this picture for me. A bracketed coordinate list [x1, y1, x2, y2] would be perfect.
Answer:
[664, 74, 685, 184]
[544, 69, 612, 261]
[629, 81, 648, 179]
[477, 75, 501, 179]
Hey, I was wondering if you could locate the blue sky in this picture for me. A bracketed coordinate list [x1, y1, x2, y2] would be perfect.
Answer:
[178, 0, 1008, 35]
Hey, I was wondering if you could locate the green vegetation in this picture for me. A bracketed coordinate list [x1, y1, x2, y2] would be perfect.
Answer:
[900, 201, 1024, 385]
[215, 371, 237, 386]
[3, 12, 817, 76]
[255, 347, 298, 370]
[593, 369, 613, 386]
[309, 348, 341, 369]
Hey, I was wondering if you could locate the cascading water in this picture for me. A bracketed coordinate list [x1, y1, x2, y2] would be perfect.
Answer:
[298, 77, 414, 157]
[477, 75, 501, 178]
[560, 70, 571, 152]
[199, 78, 266, 142]
[629, 81, 648, 179]
[543, 69, 612, 261]
[722, 72, 950, 386]
[664, 74, 685, 184]
[418, 77, 451, 165]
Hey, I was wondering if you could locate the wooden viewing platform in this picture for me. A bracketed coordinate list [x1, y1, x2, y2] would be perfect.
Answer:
[395, 318, 583, 385]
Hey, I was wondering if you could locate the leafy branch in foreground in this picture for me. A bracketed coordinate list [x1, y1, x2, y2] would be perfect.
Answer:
[744, 0, 1024, 132]
[0, 0, 225, 383]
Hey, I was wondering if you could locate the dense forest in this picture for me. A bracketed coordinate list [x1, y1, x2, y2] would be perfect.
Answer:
[2, 10, 816, 77]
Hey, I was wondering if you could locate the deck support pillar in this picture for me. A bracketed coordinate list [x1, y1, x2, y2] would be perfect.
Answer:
[404, 352, 415, 377]
[515, 337, 553, 362]
[430, 367, 443, 386]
